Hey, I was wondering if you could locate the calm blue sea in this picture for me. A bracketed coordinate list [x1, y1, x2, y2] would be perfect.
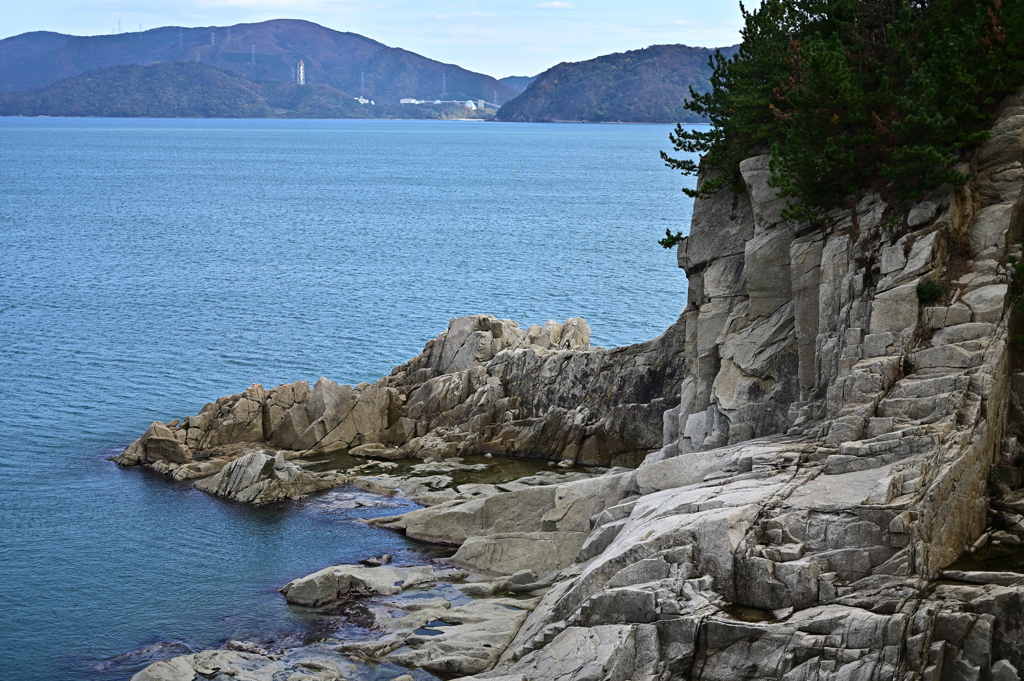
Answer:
[0, 118, 694, 680]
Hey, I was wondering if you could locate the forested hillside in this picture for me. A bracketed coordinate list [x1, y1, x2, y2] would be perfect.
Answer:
[498, 75, 536, 92]
[495, 44, 737, 123]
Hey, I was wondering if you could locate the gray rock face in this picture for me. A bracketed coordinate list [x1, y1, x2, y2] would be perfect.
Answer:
[341, 597, 536, 677]
[382, 89, 1024, 680]
[130, 648, 352, 681]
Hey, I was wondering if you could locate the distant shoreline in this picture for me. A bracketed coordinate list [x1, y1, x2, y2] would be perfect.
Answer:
[1, 114, 707, 125]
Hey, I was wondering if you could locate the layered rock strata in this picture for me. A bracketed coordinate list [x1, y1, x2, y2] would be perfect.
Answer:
[129, 92, 1024, 680]
[194, 450, 346, 504]
[378, 91, 1024, 680]
[116, 314, 686, 482]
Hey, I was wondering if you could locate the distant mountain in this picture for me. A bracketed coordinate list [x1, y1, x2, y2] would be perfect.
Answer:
[495, 44, 738, 124]
[0, 61, 496, 119]
[499, 75, 536, 92]
[0, 19, 520, 104]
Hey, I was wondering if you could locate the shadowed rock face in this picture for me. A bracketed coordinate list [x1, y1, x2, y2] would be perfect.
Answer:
[116, 313, 687, 478]
[128, 91, 1024, 680]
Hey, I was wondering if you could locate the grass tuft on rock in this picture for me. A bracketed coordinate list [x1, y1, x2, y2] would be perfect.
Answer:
[917, 280, 947, 305]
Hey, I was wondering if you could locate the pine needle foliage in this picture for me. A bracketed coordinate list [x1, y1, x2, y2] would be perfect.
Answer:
[663, 0, 1024, 222]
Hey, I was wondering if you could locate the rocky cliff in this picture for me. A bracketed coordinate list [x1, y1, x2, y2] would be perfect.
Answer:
[129, 92, 1024, 681]
[432, 89, 1024, 680]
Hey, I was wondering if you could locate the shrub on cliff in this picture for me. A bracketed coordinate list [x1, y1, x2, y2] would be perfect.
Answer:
[663, 0, 1024, 222]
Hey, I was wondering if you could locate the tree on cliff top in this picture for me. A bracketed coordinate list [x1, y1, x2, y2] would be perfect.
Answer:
[662, 0, 1024, 222]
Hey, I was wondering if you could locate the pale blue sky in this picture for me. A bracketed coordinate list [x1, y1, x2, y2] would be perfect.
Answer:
[3, 1, 755, 78]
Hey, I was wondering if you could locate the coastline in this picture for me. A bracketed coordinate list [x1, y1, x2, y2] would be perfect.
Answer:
[0, 118, 689, 680]
[128, 91, 1024, 681]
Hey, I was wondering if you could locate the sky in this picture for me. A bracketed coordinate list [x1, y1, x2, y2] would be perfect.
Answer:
[1, 1, 755, 78]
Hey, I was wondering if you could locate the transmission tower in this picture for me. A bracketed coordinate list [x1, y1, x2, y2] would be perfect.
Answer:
[441, 73, 447, 97]
[361, 71, 365, 95]
[210, 31, 215, 45]
[227, 28, 231, 43]
[297, 59, 305, 85]
[118, 20, 121, 34]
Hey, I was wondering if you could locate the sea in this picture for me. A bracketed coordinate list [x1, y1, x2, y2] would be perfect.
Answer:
[0, 117, 695, 680]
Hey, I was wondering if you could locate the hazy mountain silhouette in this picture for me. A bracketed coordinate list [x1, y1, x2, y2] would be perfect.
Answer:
[0, 19, 519, 104]
[0, 60, 498, 119]
[499, 75, 536, 92]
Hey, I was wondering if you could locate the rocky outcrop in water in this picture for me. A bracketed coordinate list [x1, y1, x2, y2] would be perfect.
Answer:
[193, 450, 345, 504]
[116, 314, 685, 485]
[130, 91, 1024, 681]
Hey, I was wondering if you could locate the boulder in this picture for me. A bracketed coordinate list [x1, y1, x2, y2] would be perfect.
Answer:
[870, 282, 919, 334]
[908, 200, 939, 227]
[145, 436, 191, 464]
[280, 564, 437, 606]
[132, 650, 347, 681]
[194, 450, 341, 504]
[971, 203, 1016, 254]
[130, 655, 197, 681]
[380, 598, 534, 676]
[115, 421, 176, 466]
[962, 284, 1008, 323]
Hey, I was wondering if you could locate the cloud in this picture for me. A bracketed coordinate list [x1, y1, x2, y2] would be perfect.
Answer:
[537, 1, 575, 8]
[434, 11, 496, 18]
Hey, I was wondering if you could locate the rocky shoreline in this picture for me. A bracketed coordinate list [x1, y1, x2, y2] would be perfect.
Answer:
[124, 91, 1024, 681]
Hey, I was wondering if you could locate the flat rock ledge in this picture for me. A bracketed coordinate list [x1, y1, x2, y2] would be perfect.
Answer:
[129, 89, 1024, 680]
[135, 563, 544, 681]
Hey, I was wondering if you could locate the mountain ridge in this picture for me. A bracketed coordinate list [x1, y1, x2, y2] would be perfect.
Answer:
[0, 19, 519, 104]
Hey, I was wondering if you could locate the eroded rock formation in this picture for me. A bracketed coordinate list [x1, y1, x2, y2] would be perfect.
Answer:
[378, 91, 1024, 680]
[116, 313, 685, 482]
[193, 450, 345, 504]
[129, 91, 1024, 680]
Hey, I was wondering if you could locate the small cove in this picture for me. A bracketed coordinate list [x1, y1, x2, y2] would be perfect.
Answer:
[0, 117, 695, 679]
